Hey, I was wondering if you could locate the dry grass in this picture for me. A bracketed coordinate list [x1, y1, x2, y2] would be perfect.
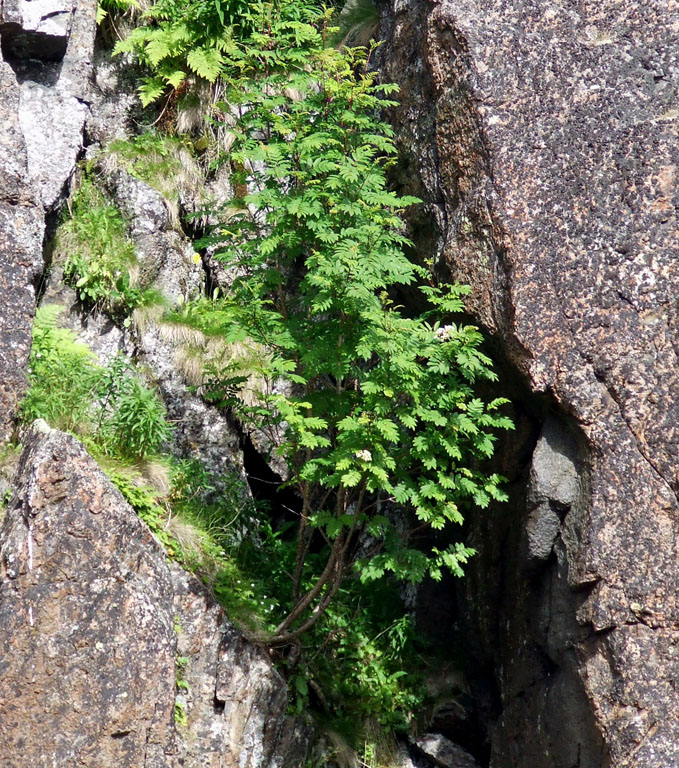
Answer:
[100, 136, 207, 229]
[139, 457, 172, 495]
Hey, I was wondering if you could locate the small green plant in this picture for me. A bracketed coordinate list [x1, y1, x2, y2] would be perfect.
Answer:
[21, 306, 105, 433]
[105, 468, 180, 554]
[174, 697, 189, 727]
[106, 376, 173, 458]
[22, 307, 172, 461]
[58, 175, 159, 319]
[175, 652, 191, 726]
[176, 655, 191, 691]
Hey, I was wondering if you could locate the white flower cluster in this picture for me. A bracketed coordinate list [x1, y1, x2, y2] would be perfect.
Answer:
[435, 325, 454, 340]
[354, 449, 372, 462]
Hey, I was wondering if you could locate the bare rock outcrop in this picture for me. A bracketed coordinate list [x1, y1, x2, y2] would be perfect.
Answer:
[379, 0, 679, 766]
[0, 0, 97, 440]
[0, 423, 309, 767]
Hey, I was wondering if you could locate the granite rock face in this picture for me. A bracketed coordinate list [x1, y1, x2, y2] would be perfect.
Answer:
[380, 0, 679, 765]
[0, 0, 96, 440]
[0, 424, 309, 767]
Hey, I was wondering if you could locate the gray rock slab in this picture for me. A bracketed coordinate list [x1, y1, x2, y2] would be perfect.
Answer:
[0, 424, 310, 767]
[413, 734, 480, 768]
[0, 0, 96, 440]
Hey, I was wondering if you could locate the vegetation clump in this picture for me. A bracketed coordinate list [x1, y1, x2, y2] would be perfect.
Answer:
[103, 132, 206, 222]
[21, 305, 171, 458]
[189, 1, 512, 645]
[119, 0, 512, 752]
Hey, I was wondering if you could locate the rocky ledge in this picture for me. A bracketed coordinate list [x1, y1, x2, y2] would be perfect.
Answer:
[0, 423, 309, 767]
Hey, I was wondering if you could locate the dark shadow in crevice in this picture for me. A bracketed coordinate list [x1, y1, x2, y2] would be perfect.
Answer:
[0, 23, 66, 85]
[237, 427, 302, 530]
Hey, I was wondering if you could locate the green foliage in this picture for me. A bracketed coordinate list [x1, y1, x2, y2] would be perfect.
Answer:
[169, 458, 286, 632]
[45, 0, 512, 752]
[174, 697, 189, 727]
[113, 0, 235, 105]
[58, 175, 159, 319]
[292, 577, 426, 734]
[174, 652, 191, 727]
[193, 11, 512, 647]
[107, 376, 173, 458]
[22, 306, 171, 461]
[21, 305, 104, 433]
[97, 0, 139, 25]
[113, 0, 329, 106]
[0, 443, 20, 515]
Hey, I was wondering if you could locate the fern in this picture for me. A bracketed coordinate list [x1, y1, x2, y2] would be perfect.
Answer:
[113, 0, 328, 109]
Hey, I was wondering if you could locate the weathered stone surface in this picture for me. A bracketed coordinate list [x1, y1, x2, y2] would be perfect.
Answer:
[0, 0, 96, 440]
[0, 424, 309, 767]
[379, 0, 679, 765]
[3, 0, 97, 209]
[524, 417, 579, 567]
[413, 734, 480, 768]
[0, 194, 43, 441]
[0, 55, 43, 442]
[172, 565, 312, 767]
[86, 45, 141, 146]
[103, 169, 204, 305]
[1, 0, 73, 41]
[139, 323, 246, 482]
[0, 422, 177, 765]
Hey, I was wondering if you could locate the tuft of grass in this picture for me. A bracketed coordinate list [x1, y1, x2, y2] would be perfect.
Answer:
[102, 132, 207, 226]
[57, 175, 160, 319]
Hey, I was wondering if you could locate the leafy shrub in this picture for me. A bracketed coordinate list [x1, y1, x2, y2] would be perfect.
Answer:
[113, 0, 237, 105]
[194, 12, 513, 647]
[68, 0, 512, 752]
